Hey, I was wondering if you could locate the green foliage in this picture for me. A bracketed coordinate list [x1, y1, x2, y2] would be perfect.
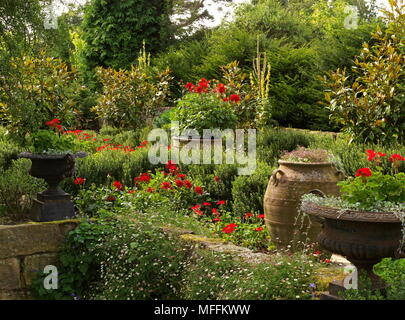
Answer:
[72, 148, 154, 187]
[0, 139, 21, 171]
[153, 108, 174, 129]
[257, 128, 314, 166]
[31, 216, 117, 300]
[309, 134, 405, 176]
[0, 55, 79, 141]
[90, 219, 192, 299]
[374, 258, 405, 300]
[181, 250, 318, 300]
[93, 66, 172, 129]
[81, 0, 171, 71]
[210, 211, 270, 250]
[0, 159, 46, 222]
[30, 130, 76, 154]
[325, 1, 404, 144]
[155, 0, 378, 130]
[232, 162, 273, 217]
[338, 171, 405, 210]
[171, 91, 238, 135]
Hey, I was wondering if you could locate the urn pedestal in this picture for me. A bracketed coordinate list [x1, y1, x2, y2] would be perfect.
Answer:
[19, 152, 86, 222]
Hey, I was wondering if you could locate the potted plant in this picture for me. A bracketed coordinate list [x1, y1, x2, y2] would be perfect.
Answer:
[264, 147, 344, 248]
[170, 78, 238, 146]
[19, 118, 86, 222]
[301, 150, 405, 292]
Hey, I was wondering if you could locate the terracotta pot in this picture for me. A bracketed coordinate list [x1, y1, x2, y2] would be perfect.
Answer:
[301, 201, 403, 287]
[19, 152, 86, 222]
[263, 160, 343, 247]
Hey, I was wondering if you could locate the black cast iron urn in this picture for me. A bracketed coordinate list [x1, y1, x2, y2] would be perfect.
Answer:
[19, 152, 86, 222]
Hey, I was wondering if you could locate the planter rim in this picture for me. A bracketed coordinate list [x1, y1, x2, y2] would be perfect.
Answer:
[301, 201, 401, 223]
[278, 160, 333, 166]
[172, 135, 222, 142]
[19, 151, 87, 160]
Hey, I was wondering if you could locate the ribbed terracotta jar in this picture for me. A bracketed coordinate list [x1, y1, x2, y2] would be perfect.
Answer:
[263, 160, 343, 248]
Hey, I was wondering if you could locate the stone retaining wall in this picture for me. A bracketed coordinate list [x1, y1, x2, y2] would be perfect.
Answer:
[0, 220, 78, 300]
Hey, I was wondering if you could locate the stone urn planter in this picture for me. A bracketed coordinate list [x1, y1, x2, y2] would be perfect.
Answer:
[301, 201, 403, 289]
[263, 160, 344, 248]
[172, 135, 222, 148]
[19, 152, 86, 222]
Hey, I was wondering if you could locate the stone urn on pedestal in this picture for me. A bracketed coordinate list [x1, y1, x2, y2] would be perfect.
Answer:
[301, 200, 403, 297]
[19, 152, 86, 222]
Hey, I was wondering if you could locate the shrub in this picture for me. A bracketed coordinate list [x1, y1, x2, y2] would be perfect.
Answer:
[231, 161, 273, 217]
[0, 55, 79, 141]
[0, 159, 46, 222]
[69, 147, 154, 188]
[0, 139, 21, 171]
[257, 128, 314, 166]
[170, 78, 238, 135]
[309, 134, 405, 176]
[374, 258, 405, 300]
[92, 66, 172, 129]
[324, 2, 404, 144]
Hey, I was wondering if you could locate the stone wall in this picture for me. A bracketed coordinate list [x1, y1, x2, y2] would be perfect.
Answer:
[0, 220, 78, 300]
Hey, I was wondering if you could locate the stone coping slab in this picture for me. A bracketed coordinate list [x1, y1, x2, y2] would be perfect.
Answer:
[0, 220, 79, 259]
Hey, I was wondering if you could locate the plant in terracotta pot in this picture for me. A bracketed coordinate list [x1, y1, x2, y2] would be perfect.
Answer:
[263, 147, 344, 248]
[301, 150, 405, 295]
[170, 78, 238, 145]
[19, 118, 86, 222]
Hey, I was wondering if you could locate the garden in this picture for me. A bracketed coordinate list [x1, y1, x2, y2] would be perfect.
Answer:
[0, 0, 404, 301]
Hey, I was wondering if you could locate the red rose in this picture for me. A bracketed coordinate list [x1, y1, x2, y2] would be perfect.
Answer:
[147, 187, 155, 193]
[255, 227, 264, 232]
[177, 174, 186, 180]
[74, 177, 86, 185]
[175, 179, 184, 188]
[229, 94, 241, 103]
[389, 154, 405, 162]
[258, 214, 265, 219]
[366, 149, 376, 161]
[355, 168, 372, 177]
[203, 202, 211, 206]
[113, 181, 124, 190]
[194, 186, 203, 195]
[216, 200, 225, 205]
[215, 83, 226, 94]
[185, 82, 194, 92]
[161, 182, 172, 190]
[184, 180, 193, 189]
[222, 223, 237, 234]
[244, 212, 253, 219]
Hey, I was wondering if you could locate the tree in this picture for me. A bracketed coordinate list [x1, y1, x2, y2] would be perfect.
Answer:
[80, 0, 171, 71]
[167, 0, 233, 40]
